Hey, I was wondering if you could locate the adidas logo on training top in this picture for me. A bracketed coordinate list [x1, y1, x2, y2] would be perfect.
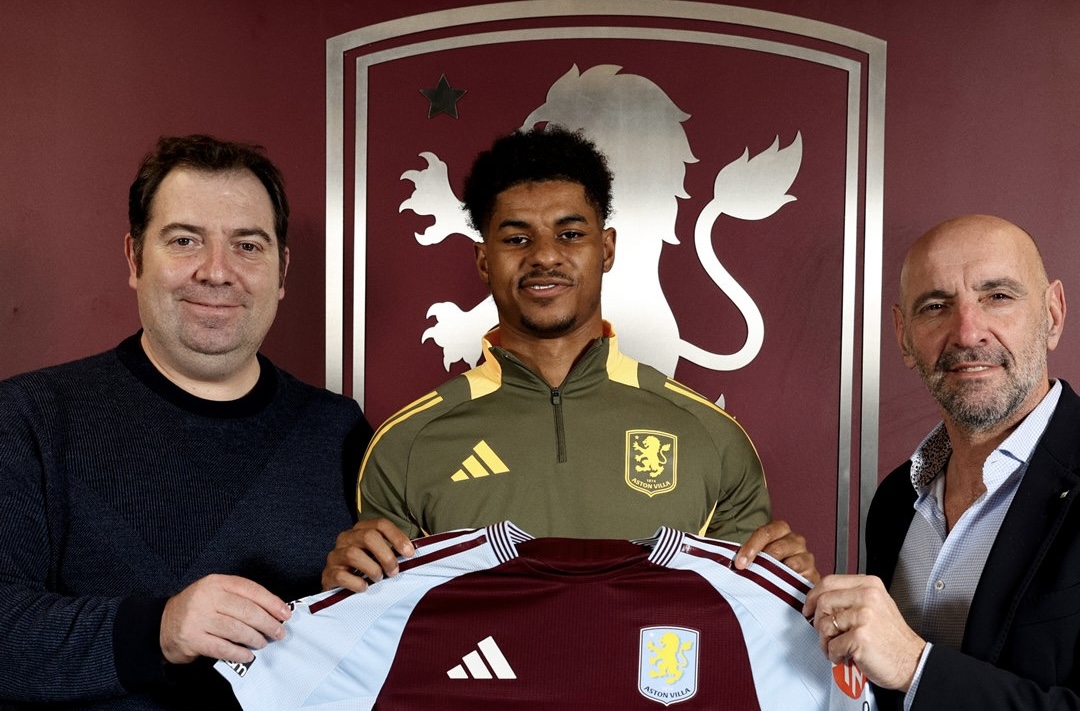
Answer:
[446, 636, 517, 679]
[450, 441, 510, 482]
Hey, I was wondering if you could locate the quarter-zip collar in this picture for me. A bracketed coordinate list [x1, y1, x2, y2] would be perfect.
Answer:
[473, 322, 627, 464]
[480, 322, 618, 393]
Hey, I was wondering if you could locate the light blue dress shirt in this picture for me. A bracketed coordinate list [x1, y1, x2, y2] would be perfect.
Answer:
[894, 381, 1062, 709]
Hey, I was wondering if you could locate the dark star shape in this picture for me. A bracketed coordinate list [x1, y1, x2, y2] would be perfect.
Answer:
[420, 74, 467, 119]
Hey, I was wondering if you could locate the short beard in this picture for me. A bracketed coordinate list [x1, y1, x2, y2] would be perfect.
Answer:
[913, 331, 1048, 433]
[521, 313, 577, 337]
[927, 364, 1030, 431]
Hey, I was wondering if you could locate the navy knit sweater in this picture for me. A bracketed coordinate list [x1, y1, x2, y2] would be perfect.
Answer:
[0, 334, 371, 709]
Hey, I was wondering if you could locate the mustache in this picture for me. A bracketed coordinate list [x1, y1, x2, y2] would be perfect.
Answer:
[517, 269, 574, 288]
[177, 285, 245, 305]
[935, 347, 1011, 372]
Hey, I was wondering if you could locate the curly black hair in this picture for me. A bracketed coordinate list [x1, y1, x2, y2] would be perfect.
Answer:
[462, 125, 613, 235]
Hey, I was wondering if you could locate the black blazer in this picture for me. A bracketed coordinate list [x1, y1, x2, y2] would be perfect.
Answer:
[866, 380, 1080, 711]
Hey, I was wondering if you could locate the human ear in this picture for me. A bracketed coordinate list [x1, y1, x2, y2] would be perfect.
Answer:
[474, 240, 490, 285]
[892, 304, 916, 369]
[602, 227, 616, 273]
[1045, 280, 1067, 351]
[124, 233, 139, 288]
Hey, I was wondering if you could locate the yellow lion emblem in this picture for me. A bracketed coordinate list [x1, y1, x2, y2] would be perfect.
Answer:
[634, 435, 671, 478]
[647, 632, 693, 684]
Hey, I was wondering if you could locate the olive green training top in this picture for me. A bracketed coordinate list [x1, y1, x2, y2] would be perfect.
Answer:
[358, 326, 771, 542]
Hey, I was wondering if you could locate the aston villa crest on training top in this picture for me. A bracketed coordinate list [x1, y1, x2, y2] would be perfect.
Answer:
[626, 429, 678, 497]
[327, 1, 885, 574]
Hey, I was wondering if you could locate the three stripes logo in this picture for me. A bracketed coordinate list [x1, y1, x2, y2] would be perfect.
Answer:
[446, 636, 517, 680]
[450, 440, 510, 482]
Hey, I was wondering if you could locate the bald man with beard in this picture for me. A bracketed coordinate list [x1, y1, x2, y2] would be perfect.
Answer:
[806, 215, 1080, 710]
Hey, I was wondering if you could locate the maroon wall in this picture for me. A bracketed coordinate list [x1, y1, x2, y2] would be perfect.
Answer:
[2, 0, 1077, 572]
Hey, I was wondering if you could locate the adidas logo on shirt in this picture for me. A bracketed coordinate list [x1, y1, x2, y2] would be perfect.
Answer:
[450, 441, 510, 482]
[446, 636, 517, 679]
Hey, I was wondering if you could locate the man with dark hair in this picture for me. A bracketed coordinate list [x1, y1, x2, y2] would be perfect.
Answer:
[322, 125, 815, 592]
[0, 134, 372, 709]
[461, 124, 615, 230]
[806, 215, 1079, 710]
[128, 134, 291, 279]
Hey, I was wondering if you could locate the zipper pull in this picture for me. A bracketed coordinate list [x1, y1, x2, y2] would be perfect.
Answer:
[550, 388, 561, 406]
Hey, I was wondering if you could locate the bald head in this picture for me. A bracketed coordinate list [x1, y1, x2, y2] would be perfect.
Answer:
[892, 214, 1066, 436]
[898, 215, 1048, 312]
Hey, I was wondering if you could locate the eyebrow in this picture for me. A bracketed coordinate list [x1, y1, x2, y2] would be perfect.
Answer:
[909, 277, 1028, 313]
[494, 213, 590, 231]
[160, 222, 274, 243]
[909, 288, 953, 312]
[975, 277, 1027, 295]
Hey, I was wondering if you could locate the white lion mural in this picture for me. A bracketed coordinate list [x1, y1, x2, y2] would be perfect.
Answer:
[400, 64, 802, 387]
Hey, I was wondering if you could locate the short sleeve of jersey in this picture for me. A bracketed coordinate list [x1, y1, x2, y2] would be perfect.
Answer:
[657, 530, 875, 710]
[214, 524, 521, 710]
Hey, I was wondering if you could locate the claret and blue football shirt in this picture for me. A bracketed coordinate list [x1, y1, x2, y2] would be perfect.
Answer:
[215, 522, 874, 710]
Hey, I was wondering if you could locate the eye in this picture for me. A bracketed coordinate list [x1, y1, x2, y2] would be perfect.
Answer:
[172, 236, 196, 247]
[917, 302, 945, 315]
[237, 241, 262, 253]
[558, 230, 584, 241]
[503, 234, 529, 245]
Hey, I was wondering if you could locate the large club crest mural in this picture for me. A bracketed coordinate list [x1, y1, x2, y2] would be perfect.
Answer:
[401, 63, 802, 378]
[327, 1, 885, 573]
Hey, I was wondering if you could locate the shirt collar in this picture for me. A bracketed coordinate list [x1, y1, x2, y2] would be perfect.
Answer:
[478, 321, 619, 390]
[908, 379, 1062, 491]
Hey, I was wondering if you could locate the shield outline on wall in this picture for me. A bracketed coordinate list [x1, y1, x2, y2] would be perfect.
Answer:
[325, 0, 886, 572]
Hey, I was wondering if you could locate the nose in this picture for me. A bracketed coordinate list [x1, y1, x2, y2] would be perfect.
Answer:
[950, 299, 989, 348]
[194, 238, 235, 285]
[527, 231, 563, 269]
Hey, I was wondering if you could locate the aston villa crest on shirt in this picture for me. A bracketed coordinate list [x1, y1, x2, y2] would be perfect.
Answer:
[626, 430, 678, 497]
[639, 626, 699, 705]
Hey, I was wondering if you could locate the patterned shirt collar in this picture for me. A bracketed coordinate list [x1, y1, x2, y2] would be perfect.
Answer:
[909, 424, 952, 490]
[907, 380, 1062, 491]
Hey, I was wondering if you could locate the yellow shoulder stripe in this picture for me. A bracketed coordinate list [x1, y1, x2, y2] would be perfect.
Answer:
[357, 391, 444, 490]
[662, 379, 766, 487]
